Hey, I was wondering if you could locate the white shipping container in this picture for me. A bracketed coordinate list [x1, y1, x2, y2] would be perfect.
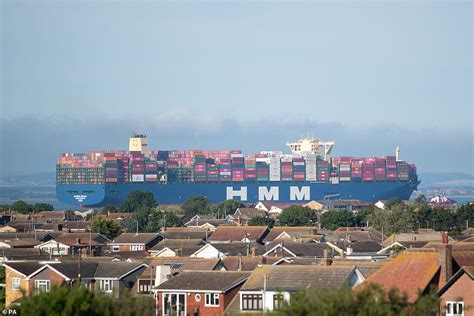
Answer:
[146, 174, 157, 179]
[270, 177, 281, 181]
[339, 177, 351, 181]
[231, 154, 244, 158]
[339, 167, 351, 172]
[132, 174, 144, 182]
[293, 162, 305, 166]
[220, 172, 231, 176]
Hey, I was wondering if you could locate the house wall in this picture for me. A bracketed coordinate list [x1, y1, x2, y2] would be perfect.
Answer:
[157, 292, 230, 316]
[5, 268, 29, 307]
[192, 246, 221, 259]
[29, 268, 68, 294]
[440, 274, 474, 316]
[238, 290, 291, 312]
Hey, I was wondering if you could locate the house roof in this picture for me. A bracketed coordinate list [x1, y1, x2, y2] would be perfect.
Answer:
[150, 239, 204, 256]
[383, 231, 453, 247]
[0, 237, 41, 247]
[452, 251, 474, 267]
[264, 227, 317, 242]
[265, 241, 331, 258]
[62, 221, 92, 231]
[334, 227, 384, 243]
[234, 208, 266, 219]
[184, 218, 230, 228]
[334, 240, 382, 253]
[55, 232, 109, 246]
[112, 251, 150, 260]
[3, 261, 44, 277]
[0, 248, 51, 261]
[210, 242, 266, 257]
[360, 249, 439, 303]
[331, 260, 386, 278]
[107, 213, 134, 220]
[39, 211, 65, 220]
[160, 228, 211, 240]
[438, 265, 474, 296]
[222, 256, 265, 271]
[240, 265, 358, 291]
[112, 233, 161, 244]
[207, 226, 269, 242]
[144, 257, 222, 272]
[155, 271, 250, 292]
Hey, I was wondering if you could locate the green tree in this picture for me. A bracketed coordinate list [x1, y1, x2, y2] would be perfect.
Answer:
[124, 207, 183, 233]
[90, 217, 123, 240]
[367, 205, 416, 235]
[273, 283, 438, 316]
[182, 195, 212, 219]
[11, 200, 33, 213]
[320, 211, 354, 230]
[248, 216, 275, 227]
[415, 194, 428, 205]
[354, 206, 376, 227]
[213, 200, 245, 218]
[455, 203, 474, 231]
[120, 190, 157, 212]
[102, 204, 118, 213]
[33, 203, 54, 212]
[19, 284, 153, 316]
[385, 197, 403, 209]
[277, 206, 314, 226]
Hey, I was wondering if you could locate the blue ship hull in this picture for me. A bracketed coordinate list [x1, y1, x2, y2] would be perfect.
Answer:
[56, 181, 419, 207]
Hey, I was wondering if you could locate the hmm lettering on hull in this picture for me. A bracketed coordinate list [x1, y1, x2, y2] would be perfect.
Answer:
[226, 186, 310, 201]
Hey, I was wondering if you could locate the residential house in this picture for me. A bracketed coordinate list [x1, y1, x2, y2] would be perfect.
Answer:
[184, 215, 231, 230]
[262, 241, 332, 258]
[227, 264, 365, 313]
[0, 248, 51, 262]
[438, 266, 474, 316]
[333, 227, 385, 244]
[144, 257, 225, 273]
[382, 229, 455, 247]
[322, 200, 370, 212]
[253, 202, 283, 219]
[190, 243, 266, 259]
[149, 239, 205, 257]
[377, 241, 430, 255]
[160, 227, 212, 240]
[227, 208, 267, 226]
[207, 226, 270, 244]
[303, 201, 325, 211]
[62, 221, 92, 233]
[35, 232, 110, 256]
[263, 226, 319, 243]
[154, 271, 250, 316]
[38, 211, 65, 222]
[109, 233, 163, 252]
[3, 261, 43, 306]
[3, 261, 148, 305]
[107, 212, 134, 223]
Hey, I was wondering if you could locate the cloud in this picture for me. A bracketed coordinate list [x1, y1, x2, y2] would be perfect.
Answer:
[0, 113, 472, 175]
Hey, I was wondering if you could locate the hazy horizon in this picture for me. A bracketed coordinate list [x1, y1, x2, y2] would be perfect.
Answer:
[1, 0, 472, 175]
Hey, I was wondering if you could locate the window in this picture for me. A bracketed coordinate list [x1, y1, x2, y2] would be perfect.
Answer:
[138, 280, 151, 294]
[100, 280, 113, 293]
[273, 294, 285, 310]
[12, 278, 20, 291]
[446, 301, 464, 316]
[131, 244, 143, 251]
[241, 294, 263, 310]
[205, 293, 220, 307]
[112, 245, 120, 252]
[35, 280, 50, 293]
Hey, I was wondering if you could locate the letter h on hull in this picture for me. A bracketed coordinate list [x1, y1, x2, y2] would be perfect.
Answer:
[226, 187, 248, 201]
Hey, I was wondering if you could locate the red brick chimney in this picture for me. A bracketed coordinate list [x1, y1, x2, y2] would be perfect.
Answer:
[437, 231, 452, 287]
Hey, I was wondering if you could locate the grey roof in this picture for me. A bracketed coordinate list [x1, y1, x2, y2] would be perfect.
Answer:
[336, 241, 382, 253]
[211, 242, 266, 256]
[50, 262, 99, 279]
[160, 228, 210, 240]
[241, 265, 357, 291]
[185, 218, 230, 227]
[266, 241, 331, 257]
[150, 239, 205, 256]
[3, 261, 43, 276]
[234, 208, 266, 219]
[94, 262, 146, 278]
[156, 271, 250, 292]
[0, 248, 51, 261]
[112, 233, 162, 244]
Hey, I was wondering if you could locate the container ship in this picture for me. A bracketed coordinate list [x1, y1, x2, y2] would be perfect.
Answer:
[56, 135, 419, 207]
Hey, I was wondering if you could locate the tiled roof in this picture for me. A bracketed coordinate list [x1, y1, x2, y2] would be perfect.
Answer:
[144, 257, 222, 272]
[150, 239, 204, 256]
[0, 237, 41, 247]
[334, 227, 384, 243]
[56, 232, 109, 246]
[240, 265, 357, 291]
[112, 233, 161, 244]
[62, 221, 92, 230]
[383, 231, 452, 247]
[360, 249, 439, 303]
[208, 226, 269, 242]
[235, 208, 266, 219]
[265, 241, 331, 257]
[34, 261, 145, 279]
[0, 248, 51, 261]
[264, 227, 317, 242]
[155, 271, 250, 292]
[211, 242, 266, 257]
[39, 211, 65, 219]
[452, 251, 474, 267]
[3, 261, 43, 276]
[222, 256, 265, 271]
[331, 259, 386, 278]
[335, 240, 382, 253]
[160, 228, 210, 240]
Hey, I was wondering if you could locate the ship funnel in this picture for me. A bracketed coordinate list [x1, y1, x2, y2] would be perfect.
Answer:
[396, 146, 400, 161]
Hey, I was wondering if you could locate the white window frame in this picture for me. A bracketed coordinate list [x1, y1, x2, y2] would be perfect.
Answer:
[446, 301, 464, 316]
[35, 280, 50, 293]
[100, 279, 114, 293]
[12, 277, 20, 291]
[112, 245, 120, 252]
[131, 244, 143, 251]
[205, 293, 220, 307]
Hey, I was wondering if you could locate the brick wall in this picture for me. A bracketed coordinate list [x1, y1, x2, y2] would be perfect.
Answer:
[440, 273, 474, 316]
[5, 268, 29, 307]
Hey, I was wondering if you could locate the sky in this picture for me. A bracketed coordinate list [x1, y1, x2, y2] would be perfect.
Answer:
[0, 0, 472, 175]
